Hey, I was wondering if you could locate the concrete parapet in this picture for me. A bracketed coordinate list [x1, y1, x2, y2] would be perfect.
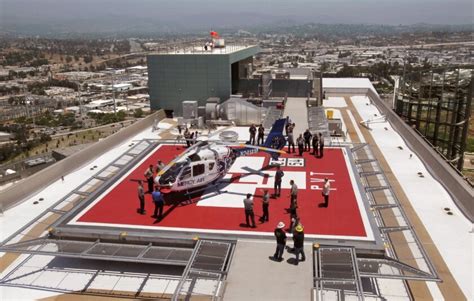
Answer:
[0, 111, 165, 211]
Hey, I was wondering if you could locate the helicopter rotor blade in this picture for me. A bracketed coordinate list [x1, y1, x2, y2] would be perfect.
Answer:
[232, 143, 286, 154]
[157, 141, 204, 176]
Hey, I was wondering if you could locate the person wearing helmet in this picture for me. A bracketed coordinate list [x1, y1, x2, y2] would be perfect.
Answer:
[293, 224, 305, 265]
[273, 222, 286, 261]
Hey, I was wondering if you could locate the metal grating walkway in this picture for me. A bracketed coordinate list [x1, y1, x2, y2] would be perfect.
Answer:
[173, 240, 234, 301]
[0, 238, 193, 266]
[314, 246, 363, 301]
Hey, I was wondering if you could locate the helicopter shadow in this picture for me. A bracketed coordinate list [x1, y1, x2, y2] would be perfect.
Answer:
[195, 163, 280, 202]
[153, 164, 281, 223]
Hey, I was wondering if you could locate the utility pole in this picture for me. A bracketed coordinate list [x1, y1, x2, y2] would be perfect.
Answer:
[78, 82, 83, 117]
[112, 71, 117, 114]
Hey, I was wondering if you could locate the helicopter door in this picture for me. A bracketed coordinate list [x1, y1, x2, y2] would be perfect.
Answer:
[192, 163, 205, 177]
[192, 163, 206, 187]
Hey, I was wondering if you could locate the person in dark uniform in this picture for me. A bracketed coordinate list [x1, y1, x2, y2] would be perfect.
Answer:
[249, 124, 257, 145]
[318, 133, 324, 158]
[257, 124, 265, 145]
[260, 190, 270, 222]
[293, 224, 306, 265]
[144, 164, 154, 193]
[184, 128, 191, 147]
[303, 129, 312, 152]
[297, 134, 304, 156]
[273, 222, 286, 261]
[137, 181, 145, 215]
[289, 179, 298, 208]
[287, 125, 295, 153]
[312, 134, 319, 157]
[274, 165, 284, 197]
[152, 186, 164, 219]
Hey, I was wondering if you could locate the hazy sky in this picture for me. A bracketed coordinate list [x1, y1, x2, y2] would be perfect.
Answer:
[1, 0, 473, 33]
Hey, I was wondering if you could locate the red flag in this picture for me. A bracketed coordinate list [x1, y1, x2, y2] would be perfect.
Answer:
[210, 31, 219, 38]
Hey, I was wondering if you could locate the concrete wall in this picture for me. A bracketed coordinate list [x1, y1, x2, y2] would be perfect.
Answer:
[0, 111, 164, 212]
[148, 54, 231, 115]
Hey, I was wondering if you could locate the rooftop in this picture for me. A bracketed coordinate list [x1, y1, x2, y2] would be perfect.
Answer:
[0, 78, 471, 300]
[153, 45, 258, 55]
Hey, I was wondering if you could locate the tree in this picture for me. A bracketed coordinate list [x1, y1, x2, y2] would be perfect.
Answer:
[133, 108, 143, 118]
[83, 55, 93, 64]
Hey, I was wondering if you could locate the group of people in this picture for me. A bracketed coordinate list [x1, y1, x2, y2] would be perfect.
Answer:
[138, 160, 167, 219]
[243, 185, 307, 265]
[286, 122, 325, 157]
[249, 124, 266, 146]
[273, 221, 305, 264]
[182, 127, 199, 148]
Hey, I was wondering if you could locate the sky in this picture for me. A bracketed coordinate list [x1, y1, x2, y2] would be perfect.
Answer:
[0, 0, 472, 34]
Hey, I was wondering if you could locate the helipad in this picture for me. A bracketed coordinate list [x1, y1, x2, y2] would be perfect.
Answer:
[52, 143, 382, 248]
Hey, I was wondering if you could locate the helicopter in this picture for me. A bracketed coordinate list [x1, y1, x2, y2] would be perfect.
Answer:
[155, 118, 287, 194]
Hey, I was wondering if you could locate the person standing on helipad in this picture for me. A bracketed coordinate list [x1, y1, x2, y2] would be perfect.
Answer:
[257, 124, 265, 145]
[144, 164, 154, 194]
[273, 222, 287, 261]
[287, 125, 295, 153]
[274, 165, 284, 197]
[322, 178, 331, 207]
[297, 134, 304, 156]
[137, 181, 146, 215]
[152, 186, 164, 220]
[303, 129, 312, 152]
[261, 190, 270, 222]
[249, 124, 257, 145]
[243, 193, 256, 228]
[290, 179, 298, 208]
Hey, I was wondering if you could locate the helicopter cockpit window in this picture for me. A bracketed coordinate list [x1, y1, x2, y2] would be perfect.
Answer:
[188, 153, 201, 162]
[209, 162, 215, 170]
[192, 164, 205, 176]
[179, 167, 191, 180]
[159, 162, 187, 185]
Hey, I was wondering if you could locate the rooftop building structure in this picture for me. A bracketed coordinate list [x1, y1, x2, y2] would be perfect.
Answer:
[147, 45, 260, 115]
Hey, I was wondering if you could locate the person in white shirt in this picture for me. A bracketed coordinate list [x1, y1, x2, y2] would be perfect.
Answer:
[243, 193, 256, 228]
[322, 178, 330, 207]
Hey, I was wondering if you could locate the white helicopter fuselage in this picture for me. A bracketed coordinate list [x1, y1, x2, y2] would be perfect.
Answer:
[156, 143, 235, 193]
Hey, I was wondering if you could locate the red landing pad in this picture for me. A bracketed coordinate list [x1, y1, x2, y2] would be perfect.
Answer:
[75, 145, 369, 239]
